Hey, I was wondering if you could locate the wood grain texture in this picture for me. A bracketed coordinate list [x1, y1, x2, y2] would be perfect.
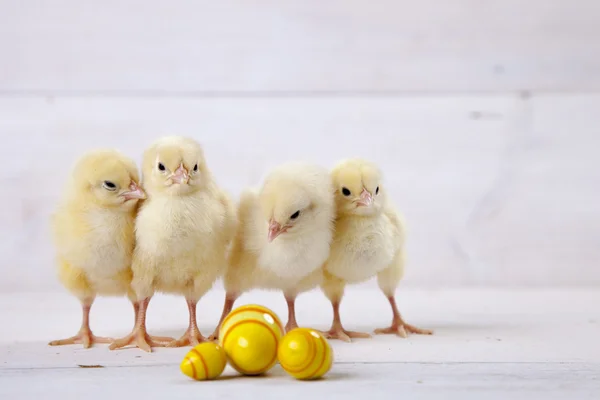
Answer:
[1, 363, 598, 400]
[1, 0, 599, 93]
[1, 94, 599, 291]
[0, 95, 514, 291]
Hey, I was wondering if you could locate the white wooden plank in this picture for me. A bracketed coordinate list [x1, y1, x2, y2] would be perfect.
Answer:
[1, 0, 599, 92]
[1, 363, 599, 400]
[459, 94, 600, 285]
[1, 94, 600, 290]
[0, 95, 527, 291]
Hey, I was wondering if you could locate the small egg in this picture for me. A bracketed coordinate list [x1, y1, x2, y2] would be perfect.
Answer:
[180, 342, 227, 380]
[278, 328, 333, 380]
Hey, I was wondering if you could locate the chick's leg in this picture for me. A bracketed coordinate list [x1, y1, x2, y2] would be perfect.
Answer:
[374, 254, 433, 337]
[170, 275, 219, 346]
[49, 299, 112, 348]
[324, 300, 372, 342]
[109, 297, 170, 352]
[374, 296, 433, 337]
[208, 292, 237, 342]
[321, 274, 371, 342]
[284, 294, 299, 332]
[130, 301, 174, 343]
[167, 298, 206, 347]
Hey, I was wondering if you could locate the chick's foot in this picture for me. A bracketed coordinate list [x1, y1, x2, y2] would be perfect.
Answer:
[49, 328, 112, 349]
[109, 297, 172, 352]
[321, 300, 371, 342]
[322, 324, 371, 343]
[167, 328, 207, 347]
[108, 328, 171, 352]
[285, 320, 299, 333]
[375, 295, 433, 338]
[167, 298, 207, 347]
[207, 331, 219, 342]
[374, 321, 433, 338]
[207, 331, 219, 343]
[208, 295, 236, 341]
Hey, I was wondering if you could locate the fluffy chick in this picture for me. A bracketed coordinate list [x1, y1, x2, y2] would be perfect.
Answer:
[109, 136, 236, 352]
[321, 158, 432, 342]
[49, 149, 148, 348]
[210, 162, 335, 338]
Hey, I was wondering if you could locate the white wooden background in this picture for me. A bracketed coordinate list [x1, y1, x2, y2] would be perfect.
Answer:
[1, 0, 599, 292]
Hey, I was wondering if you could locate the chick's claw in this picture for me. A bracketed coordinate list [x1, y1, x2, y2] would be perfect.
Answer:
[109, 329, 172, 352]
[375, 321, 433, 338]
[49, 329, 113, 349]
[150, 335, 177, 342]
[322, 327, 371, 343]
[166, 329, 207, 348]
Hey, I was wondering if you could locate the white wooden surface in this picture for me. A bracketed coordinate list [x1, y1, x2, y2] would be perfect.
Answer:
[2, 363, 598, 400]
[2, 0, 600, 92]
[1, 289, 599, 399]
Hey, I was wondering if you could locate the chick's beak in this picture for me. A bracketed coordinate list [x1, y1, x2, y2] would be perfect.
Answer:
[357, 188, 373, 207]
[121, 182, 146, 200]
[171, 164, 189, 184]
[268, 219, 285, 242]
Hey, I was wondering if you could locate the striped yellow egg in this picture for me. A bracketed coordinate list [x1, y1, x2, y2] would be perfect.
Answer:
[180, 343, 227, 381]
[218, 304, 284, 375]
[278, 328, 333, 380]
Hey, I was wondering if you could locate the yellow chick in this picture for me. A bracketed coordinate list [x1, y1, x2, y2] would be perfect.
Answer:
[109, 136, 236, 352]
[49, 149, 149, 348]
[321, 158, 433, 342]
[210, 162, 335, 338]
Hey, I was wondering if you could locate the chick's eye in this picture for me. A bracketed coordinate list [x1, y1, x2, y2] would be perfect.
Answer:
[103, 181, 116, 191]
[342, 187, 351, 196]
[158, 162, 166, 171]
[376, 186, 380, 194]
[290, 210, 300, 220]
[193, 164, 198, 172]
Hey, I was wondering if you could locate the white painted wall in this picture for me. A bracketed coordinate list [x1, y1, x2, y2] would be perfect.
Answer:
[1, 1, 599, 291]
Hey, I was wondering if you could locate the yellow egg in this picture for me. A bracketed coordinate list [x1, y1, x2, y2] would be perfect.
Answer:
[218, 304, 284, 375]
[278, 328, 333, 380]
[180, 342, 227, 380]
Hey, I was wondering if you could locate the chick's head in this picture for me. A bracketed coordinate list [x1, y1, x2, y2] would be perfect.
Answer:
[331, 158, 385, 217]
[141, 136, 210, 196]
[259, 163, 334, 242]
[70, 149, 146, 210]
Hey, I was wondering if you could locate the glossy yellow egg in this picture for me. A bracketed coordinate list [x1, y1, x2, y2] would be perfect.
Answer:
[278, 328, 333, 380]
[180, 342, 227, 380]
[218, 304, 284, 375]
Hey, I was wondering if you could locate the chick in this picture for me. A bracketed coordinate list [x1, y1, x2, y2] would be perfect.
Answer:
[109, 136, 236, 352]
[49, 149, 150, 348]
[210, 162, 335, 338]
[321, 158, 432, 342]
